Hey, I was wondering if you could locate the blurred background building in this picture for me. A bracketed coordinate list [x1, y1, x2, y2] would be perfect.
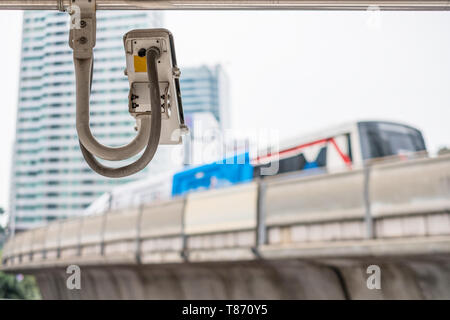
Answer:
[180, 65, 230, 130]
[9, 11, 230, 232]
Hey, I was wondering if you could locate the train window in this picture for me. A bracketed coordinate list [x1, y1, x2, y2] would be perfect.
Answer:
[359, 122, 426, 160]
[316, 147, 327, 167]
[278, 154, 307, 174]
[254, 153, 308, 177]
[346, 134, 353, 162]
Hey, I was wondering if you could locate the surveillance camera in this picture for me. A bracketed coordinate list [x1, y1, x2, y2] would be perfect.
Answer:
[68, 0, 188, 177]
[124, 29, 188, 145]
[72, 23, 188, 177]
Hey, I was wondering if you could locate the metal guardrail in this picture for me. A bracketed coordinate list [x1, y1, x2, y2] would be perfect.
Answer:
[0, 0, 449, 11]
[2, 154, 450, 268]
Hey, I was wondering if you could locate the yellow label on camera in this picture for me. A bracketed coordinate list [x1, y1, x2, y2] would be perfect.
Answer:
[134, 55, 147, 73]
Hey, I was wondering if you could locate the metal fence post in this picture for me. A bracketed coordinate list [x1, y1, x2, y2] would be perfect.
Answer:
[135, 195, 145, 264]
[77, 215, 84, 257]
[99, 192, 114, 256]
[56, 220, 63, 259]
[181, 196, 188, 262]
[99, 212, 108, 257]
[253, 179, 267, 258]
[363, 163, 374, 239]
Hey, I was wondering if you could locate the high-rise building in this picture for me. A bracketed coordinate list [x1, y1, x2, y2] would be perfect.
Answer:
[9, 11, 230, 232]
[180, 65, 230, 130]
[9, 11, 163, 232]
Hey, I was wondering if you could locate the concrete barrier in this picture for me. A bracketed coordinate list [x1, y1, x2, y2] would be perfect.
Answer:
[140, 199, 184, 238]
[264, 169, 367, 245]
[8, 231, 23, 265]
[79, 214, 104, 262]
[185, 182, 258, 235]
[59, 218, 83, 260]
[265, 169, 366, 226]
[371, 155, 450, 238]
[184, 182, 258, 261]
[103, 208, 140, 263]
[31, 226, 47, 263]
[370, 155, 450, 218]
[139, 198, 185, 264]
[44, 221, 61, 261]
[18, 229, 33, 263]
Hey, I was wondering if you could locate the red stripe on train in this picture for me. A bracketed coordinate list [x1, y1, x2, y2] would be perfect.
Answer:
[255, 137, 351, 167]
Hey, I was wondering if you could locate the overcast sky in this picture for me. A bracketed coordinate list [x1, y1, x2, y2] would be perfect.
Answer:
[1, 10, 450, 223]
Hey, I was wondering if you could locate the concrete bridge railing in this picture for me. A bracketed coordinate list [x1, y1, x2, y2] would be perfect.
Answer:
[2, 154, 450, 270]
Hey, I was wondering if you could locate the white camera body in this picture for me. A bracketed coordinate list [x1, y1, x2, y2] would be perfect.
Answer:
[123, 29, 188, 145]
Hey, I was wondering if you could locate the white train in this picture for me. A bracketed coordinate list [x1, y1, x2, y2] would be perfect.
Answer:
[253, 120, 427, 176]
[85, 120, 427, 215]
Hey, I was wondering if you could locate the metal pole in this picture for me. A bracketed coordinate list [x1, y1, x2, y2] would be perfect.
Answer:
[252, 179, 267, 258]
[0, 0, 449, 11]
[180, 196, 188, 261]
[256, 180, 267, 247]
[363, 163, 374, 239]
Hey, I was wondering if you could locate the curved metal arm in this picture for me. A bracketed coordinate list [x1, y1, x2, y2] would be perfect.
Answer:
[74, 56, 151, 161]
[79, 47, 162, 178]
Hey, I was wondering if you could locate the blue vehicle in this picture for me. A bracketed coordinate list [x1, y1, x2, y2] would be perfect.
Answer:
[172, 153, 253, 196]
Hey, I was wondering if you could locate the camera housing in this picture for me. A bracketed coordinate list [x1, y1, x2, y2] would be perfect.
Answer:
[124, 28, 188, 144]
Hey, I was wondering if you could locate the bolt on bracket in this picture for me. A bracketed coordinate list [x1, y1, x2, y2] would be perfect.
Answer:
[68, 0, 96, 59]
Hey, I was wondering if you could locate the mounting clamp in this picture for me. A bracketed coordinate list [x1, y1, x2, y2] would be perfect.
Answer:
[68, 0, 96, 59]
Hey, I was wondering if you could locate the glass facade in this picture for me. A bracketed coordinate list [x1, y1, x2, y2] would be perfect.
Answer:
[180, 65, 229, 129]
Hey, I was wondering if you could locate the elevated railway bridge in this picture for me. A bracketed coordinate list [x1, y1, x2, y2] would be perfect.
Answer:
[2, 155, 450, 299]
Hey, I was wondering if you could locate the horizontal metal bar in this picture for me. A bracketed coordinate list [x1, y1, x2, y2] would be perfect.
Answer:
[0, 0, 449, 11]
